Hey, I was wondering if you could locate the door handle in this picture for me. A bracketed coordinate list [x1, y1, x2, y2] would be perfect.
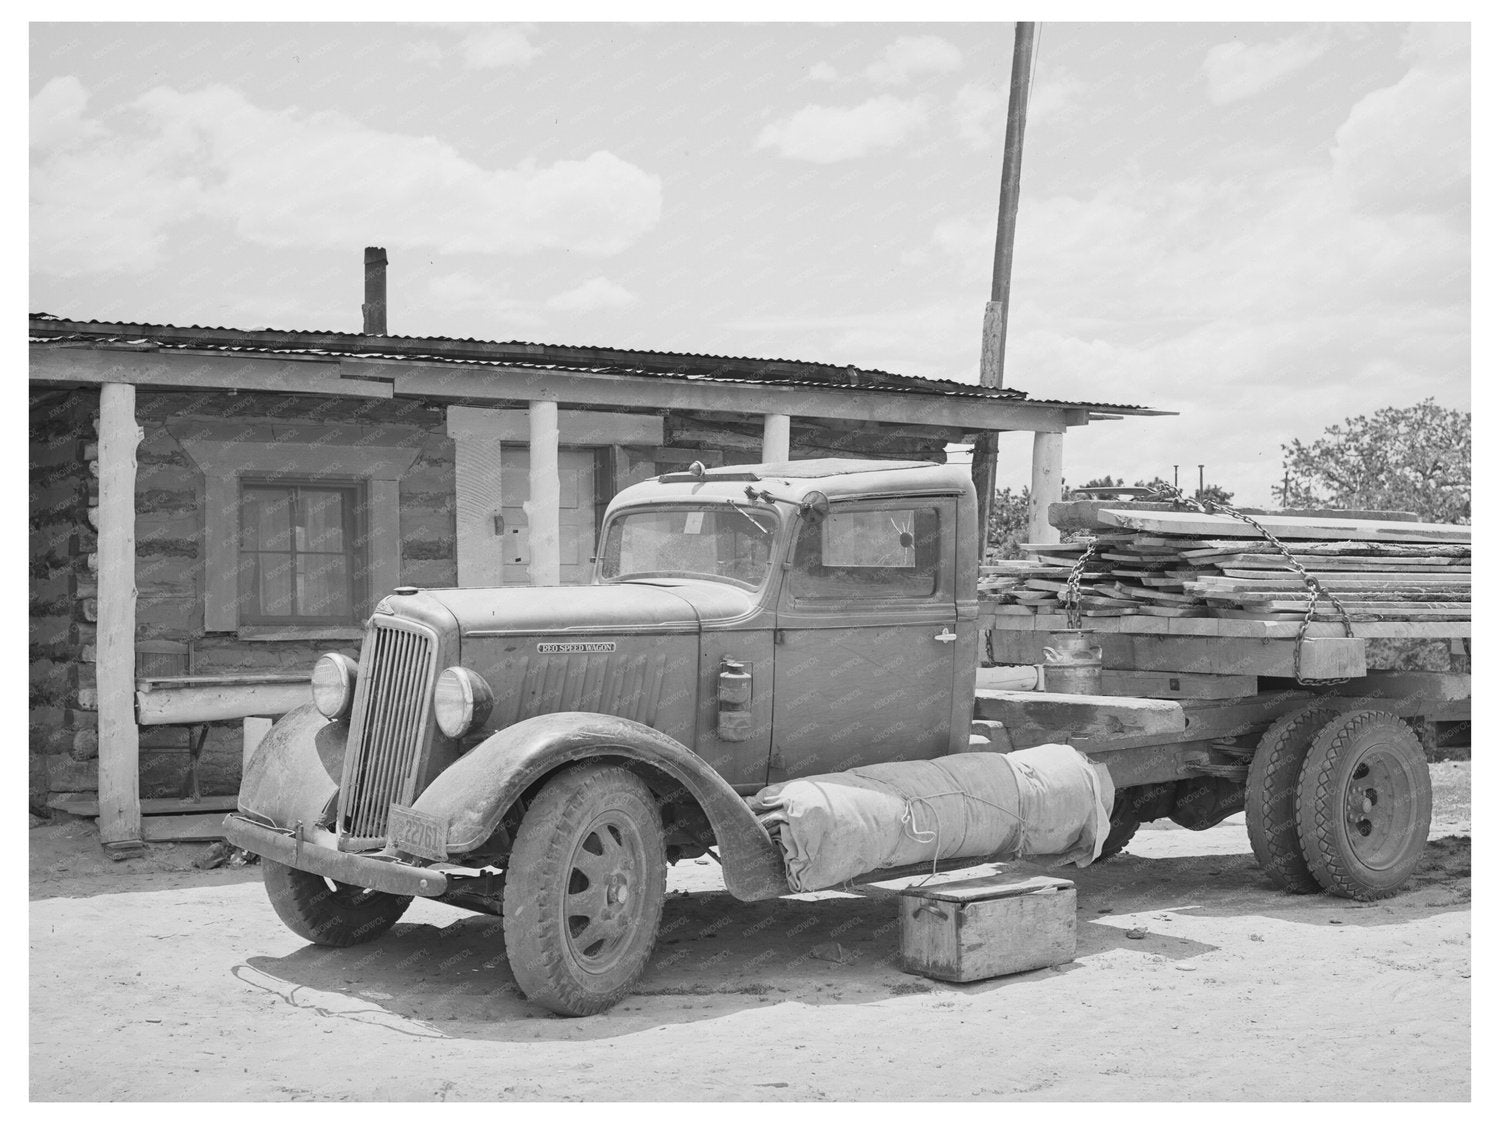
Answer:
[934, 628, 958, 644]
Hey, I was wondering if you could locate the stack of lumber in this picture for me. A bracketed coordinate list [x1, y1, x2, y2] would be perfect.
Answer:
[983, 506, 1471, 623]
[981, 545, 1131, 616]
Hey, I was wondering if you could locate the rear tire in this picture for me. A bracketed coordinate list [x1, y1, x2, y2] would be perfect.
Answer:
[1295, 709, 1432, 901]
[1246, 705, 1334, 893]
[503, 764, 666, 1017]
[262, 859, 412, 947]
[1098, 807, 1140, 861]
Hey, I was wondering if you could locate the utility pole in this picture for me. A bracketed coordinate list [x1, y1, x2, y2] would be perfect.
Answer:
[971, 22, 1037, 553]
[1198, 464, 1205, 497]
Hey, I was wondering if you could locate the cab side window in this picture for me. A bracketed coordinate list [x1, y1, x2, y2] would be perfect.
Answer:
[790, 504, 942, 601]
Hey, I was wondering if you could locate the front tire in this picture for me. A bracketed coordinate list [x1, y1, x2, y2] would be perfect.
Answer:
[503, 764, 666, 1016]
[1295, 710, 1432, 901]
[262, 859, 412, 947]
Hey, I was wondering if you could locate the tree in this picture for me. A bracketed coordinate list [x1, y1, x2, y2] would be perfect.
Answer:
[985, 485, 1031, 561]
[1281, 399, 1470, 524]
[1132, 475, 1235, 508]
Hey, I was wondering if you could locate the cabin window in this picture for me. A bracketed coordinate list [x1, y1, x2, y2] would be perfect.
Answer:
[790, 503, 942, 601]
[172, 419, 421, 637]
[237, 480, 366, 625]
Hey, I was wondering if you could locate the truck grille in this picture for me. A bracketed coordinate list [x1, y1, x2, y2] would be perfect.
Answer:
[337, 617, 439, 844]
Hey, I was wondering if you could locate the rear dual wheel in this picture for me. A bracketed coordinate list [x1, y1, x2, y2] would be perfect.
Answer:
[1246, 706, 1431, 900]
[1294, 709, 1432, 901]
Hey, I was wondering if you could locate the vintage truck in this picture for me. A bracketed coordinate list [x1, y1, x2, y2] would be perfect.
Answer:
[224, 458, 1451, 1016]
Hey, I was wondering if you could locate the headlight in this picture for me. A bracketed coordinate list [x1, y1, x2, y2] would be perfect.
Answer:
[311, 652, 358, 719]
[434, 667, 495, 739]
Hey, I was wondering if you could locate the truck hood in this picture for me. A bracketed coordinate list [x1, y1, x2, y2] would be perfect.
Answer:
[401, 580, 757, 636]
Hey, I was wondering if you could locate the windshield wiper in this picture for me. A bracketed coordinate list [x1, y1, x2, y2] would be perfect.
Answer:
[724, 498, 773, 534]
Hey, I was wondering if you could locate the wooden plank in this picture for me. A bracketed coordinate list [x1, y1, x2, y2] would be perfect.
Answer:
[136, 682, 312, 725]
[1207, 572, 1471, 586]
[1098, 508, 1469, 543]
[986, 631, 1367, 678]
[47, 794, 240, 818]
[1180, 541, 1471, 559]
[96, 383, 142, 849]
[1326, 672, 1470, 702]
[141, 813, 229, 842]
[30, 345, 393, 398]
[1216, 556, 1465, 571]
[973, 689, 1185, 739]
[1098, 670, 1259, 700]
[138, 673, 311, 690]
[381, 358, 1076, 433]
[988, 616, 1470, 641]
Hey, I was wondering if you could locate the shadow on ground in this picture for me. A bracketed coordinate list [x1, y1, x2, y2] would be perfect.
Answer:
[236, 833, 1469, 1041]
[1072, 834, 1471, 929]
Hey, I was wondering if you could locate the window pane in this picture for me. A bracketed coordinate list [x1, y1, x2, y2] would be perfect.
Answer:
[300, 488, 346, 554]
[241, 551, 294, 618]
[600, 506, 776, 589]
[792, 505, 940, 600]
[297, 553, 351, 618]
[238, 479, 362, 624]
[242, 487, 293, 552]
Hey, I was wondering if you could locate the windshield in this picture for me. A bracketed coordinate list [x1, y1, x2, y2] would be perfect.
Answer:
[598, 504, 778, 589]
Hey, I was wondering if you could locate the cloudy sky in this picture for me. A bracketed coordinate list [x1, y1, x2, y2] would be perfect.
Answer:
[30, 21, 1470, 504]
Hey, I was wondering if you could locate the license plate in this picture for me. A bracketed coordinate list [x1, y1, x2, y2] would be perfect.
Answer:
[388, 804, 448, 862]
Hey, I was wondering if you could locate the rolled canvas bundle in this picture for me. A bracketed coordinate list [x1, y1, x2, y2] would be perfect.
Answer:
[751, 745, 1114, 893]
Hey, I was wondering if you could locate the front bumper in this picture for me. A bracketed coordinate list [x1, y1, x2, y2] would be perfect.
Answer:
[222, 813, 449, 898]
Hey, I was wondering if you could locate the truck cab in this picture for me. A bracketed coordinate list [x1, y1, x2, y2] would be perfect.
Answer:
[225, 458, 979, 1015]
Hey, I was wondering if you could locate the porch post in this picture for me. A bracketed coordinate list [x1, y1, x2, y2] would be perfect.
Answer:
[1027, 429, 1065, 545]
[762, 413, 791, 463]
[525, 401, 561, 586]
[96, 382, 143, 855]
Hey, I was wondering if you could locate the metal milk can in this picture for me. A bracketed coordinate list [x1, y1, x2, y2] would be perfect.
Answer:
[1041, 630, 1102, 695]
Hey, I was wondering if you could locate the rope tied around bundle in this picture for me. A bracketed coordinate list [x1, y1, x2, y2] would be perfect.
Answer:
[896, 789, 1029, 886]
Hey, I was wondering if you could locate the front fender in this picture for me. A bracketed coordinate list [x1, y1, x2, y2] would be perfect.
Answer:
[238, 703, 346, 830]
[412, 712, 788, 901]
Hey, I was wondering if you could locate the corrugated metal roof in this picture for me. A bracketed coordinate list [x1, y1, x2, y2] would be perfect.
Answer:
[27, 315, 1164, 415]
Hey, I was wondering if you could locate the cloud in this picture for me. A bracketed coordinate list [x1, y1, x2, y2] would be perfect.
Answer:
[952, 83, 1003, 151]
[756, 95, 928, 162]
[30, 76, 104, 151]
[1332, 34, 1469, 214]
[1201, 30, 1329, 104]
[403, 41, 444, 66]
[423, 272, 547, 333]
[30, 82, 662, 276]
[865, 35, 962, 86]
[459, 26, 541, 69]
[952, 67, 1084, 151]
[808, 62, 839, 83]
[889, 38, 1468, 503]
[544, 277, 638, 313]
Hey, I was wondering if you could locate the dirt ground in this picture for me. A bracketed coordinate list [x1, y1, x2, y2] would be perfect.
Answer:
[30, 761, 1470, 1102]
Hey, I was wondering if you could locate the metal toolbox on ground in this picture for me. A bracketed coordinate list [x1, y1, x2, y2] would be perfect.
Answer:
[898, 872, 1077, 983]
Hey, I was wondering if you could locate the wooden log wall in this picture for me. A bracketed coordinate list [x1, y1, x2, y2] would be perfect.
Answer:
[29, 389, 99, 813]
[44, 389, 461, 802]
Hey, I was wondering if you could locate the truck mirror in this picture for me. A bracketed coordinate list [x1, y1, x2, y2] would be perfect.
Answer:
[800, 490, 831, 521]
